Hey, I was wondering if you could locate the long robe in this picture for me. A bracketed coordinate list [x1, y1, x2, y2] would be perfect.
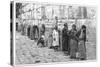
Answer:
[16, 22, 18, 31]
[76, 30, 86, 59]
[31, 25, 39, 40]
[69, 29, 78, 58]
[34, 25, 39, 39]
[21, 24, 25, 35]
[27, 25, 31, 38]
[32, 25, 39, 39]
[40, 25, 45, 36]
[62, 28, 69, 52]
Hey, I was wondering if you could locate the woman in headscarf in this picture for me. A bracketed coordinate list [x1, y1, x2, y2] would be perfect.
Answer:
[76, 25, 87, 60]
[62, 23, 69, 54]
[69, 24, 78, 59]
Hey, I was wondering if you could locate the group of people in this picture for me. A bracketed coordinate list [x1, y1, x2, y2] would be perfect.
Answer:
[62, 23, 87, 60]
[37, 22, 87, 60]
[16, 21, 44, 41]
[16, 19, 87, 60]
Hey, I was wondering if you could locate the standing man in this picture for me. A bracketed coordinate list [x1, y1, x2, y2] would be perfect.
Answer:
[62, 23, 69, 54]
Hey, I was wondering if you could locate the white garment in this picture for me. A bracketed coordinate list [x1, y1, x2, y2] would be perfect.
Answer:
[52, 29, 59, 46]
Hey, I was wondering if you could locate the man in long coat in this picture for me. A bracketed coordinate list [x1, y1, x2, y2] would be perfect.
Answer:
[62, 23, 69, 54]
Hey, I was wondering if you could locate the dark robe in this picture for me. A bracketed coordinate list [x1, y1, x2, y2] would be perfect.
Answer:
[40, 25, 45, 36]
[21, 24, 26, 35]
[69, 29, 78, 58]
[16, 22, 18, 31]
[62, 28, 69, 52]
[34, 25, 39, 40]
[27, 25, 31, 38]
[30, 25, 39, 40]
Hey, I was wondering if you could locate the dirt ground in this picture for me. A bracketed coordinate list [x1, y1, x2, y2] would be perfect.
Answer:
[15, 31, 96, 65]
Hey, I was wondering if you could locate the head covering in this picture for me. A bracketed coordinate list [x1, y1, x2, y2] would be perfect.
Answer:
[72, 24, 76, 28]
[82, 25, 86, 29]
[64, 23, 68, 27]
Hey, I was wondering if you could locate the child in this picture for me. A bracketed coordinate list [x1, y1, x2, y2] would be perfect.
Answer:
[37, 35, 45, 47]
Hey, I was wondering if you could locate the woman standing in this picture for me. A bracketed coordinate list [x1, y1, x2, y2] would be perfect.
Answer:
[76, 25, 87, 60]
[69, 24, 78, 59]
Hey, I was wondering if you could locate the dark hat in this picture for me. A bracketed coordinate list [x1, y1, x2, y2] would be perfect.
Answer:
[82, 25, 86, 29]
[64, 23, 68, 27]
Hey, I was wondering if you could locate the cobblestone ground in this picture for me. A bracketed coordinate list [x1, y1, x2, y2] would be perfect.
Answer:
[15, 32, 96, 65]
